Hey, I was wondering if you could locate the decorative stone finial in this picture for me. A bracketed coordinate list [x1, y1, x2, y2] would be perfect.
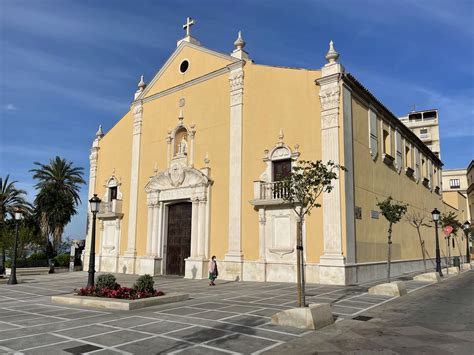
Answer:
[153, 162, 158, 175]
[325, 40, 339, 64]
[178, 109, 184, 124]
[138, 75, 146, 90]
[278, 129, 284, 143]
[234, 31, 245, 50]
[96, 125, 104, 139]
[204, 153, 210, 168]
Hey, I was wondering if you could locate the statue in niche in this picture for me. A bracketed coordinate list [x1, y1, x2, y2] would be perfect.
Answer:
[178, 136, 188, 155]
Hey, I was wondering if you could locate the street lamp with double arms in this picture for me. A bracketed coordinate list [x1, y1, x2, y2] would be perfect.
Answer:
[432, 208, 443, 277]
[87, 194, 101, 288]
[7, 211, 23, 285]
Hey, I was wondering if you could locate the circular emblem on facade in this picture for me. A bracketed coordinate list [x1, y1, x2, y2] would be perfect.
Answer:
[179, 60, 189, 74]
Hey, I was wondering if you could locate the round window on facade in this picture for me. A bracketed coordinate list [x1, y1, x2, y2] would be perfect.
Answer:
[179, 60, 189, 73]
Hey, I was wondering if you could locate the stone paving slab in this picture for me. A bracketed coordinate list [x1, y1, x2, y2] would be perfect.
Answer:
[0, 270, 449, 354]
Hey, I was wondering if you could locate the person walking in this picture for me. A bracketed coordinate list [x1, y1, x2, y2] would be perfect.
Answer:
[208, 256, 218, 286]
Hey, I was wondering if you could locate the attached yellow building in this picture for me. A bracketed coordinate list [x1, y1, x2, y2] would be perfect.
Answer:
[84, 21, 462, 285]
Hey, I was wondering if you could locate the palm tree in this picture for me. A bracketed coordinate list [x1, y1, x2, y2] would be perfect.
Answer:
[0, 175, 30, 273]
[30, 157, 85, 254]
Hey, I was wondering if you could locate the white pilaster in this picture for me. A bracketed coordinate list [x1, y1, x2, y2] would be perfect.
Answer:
[225, 62, 245, 264]
[85, 128, 103, 260]
[258, 208, 266, 261]
[152, 203, 161, 256]
[316, 42, 350, 285]
[125, 101, 143, 267]
[146, 204, 153, 255]
[197, 199, 206, 257]
[191, 198, 199, 258]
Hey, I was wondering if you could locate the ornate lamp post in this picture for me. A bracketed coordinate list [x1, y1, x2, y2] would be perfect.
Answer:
[7, 211, 23, 285]
[431, 208, 443, 277]
[463, 221, 471, 264]
[87, 194, 101, 288]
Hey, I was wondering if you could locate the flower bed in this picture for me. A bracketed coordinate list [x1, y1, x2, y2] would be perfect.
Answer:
[74, 273, 164, 300]
[76, 286, 164, 300]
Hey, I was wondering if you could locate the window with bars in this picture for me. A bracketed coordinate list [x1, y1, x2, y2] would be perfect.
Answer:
[449, 179, 461, 189]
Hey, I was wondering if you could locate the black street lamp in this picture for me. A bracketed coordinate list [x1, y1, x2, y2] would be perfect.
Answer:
[87, 194, 101, 288]
[463, 221, 471, 264]
[432, 208, 443, 277]
[7, 211, 23, 285]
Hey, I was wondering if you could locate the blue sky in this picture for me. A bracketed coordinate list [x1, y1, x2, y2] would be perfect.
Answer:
[1, 0, 473, 239]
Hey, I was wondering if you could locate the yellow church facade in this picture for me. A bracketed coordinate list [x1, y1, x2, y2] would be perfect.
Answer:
[84, 21, 462, 285]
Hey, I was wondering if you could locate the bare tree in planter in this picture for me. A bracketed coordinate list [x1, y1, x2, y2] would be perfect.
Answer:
[406, 210, 431, 272]
[377, 197, 407, 283]
[282, 160, 345, 307]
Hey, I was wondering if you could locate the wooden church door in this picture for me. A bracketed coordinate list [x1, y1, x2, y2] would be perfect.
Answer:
[166, 202, 192, 276]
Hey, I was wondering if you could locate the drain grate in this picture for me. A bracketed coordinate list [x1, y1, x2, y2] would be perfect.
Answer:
[64, 345, 102, 354]
[353, 315, 373, 321]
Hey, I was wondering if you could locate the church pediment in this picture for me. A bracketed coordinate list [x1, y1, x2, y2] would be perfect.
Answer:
[139, 42, 240, 100]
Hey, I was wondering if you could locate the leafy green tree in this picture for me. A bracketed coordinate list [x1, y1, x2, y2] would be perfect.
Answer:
[30, 157, 85, 255]
[283, 160, 345, 307]
[377, 196, 408, 283]
[0, 175, 31, 273]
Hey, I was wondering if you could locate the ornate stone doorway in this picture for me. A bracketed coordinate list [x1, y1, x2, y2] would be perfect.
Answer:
[166, 202, 192, 276]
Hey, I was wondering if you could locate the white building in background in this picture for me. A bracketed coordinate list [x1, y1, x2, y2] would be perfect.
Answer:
[399, 109, 440, 158]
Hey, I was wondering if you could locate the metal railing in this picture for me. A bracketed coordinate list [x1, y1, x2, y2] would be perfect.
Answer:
[260, 181, 290, 200]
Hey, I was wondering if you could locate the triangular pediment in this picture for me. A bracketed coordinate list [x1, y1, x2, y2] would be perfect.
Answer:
[138, 41, 240, 100]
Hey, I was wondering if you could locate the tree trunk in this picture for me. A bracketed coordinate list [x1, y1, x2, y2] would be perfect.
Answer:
[296, 221, 302, 307]
[297, 218, 306, 307]
[387, 223, 393, 283]
[416, 227, 427, 272]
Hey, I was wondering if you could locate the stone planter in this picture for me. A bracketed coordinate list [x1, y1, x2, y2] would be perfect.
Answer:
[51, 292, 189, 311]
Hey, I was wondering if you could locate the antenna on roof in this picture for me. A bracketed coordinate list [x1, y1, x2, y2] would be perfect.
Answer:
[411, 104, 416, 112]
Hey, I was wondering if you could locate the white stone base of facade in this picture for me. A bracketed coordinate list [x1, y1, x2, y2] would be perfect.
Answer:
[413, 272, 441, 282]
[138, 256, 162, 275]
[368, 281, 407, 297]
[118, 254, 137, 274]
[271, 303, 334, 330]
[184, 258, 208, 280]
[98, 255, 119, 273]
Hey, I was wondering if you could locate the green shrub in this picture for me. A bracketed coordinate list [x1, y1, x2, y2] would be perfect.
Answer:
[5, 260, 11, 268]
[134, 274, 155, 293]
[53, 254, 70, 267]
[29, 252, 47, 261]
[96, 273, 118, 290]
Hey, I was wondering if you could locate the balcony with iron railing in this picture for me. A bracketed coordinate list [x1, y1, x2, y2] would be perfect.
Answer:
[98, 199, 123, 219]
[251, 181, 291, 206]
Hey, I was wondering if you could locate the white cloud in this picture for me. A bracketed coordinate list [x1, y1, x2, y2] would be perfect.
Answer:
[3, 104, 17, 111]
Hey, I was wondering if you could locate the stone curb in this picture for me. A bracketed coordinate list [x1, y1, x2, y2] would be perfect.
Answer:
[51, 292, 189, 311]
[414, 272, 441, 282]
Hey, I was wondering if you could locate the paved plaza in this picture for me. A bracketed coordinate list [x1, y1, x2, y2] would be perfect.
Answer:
[0, 270, 468, 354]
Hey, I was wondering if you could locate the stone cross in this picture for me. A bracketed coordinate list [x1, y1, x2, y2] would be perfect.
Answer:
[183, 17, 195, 37]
